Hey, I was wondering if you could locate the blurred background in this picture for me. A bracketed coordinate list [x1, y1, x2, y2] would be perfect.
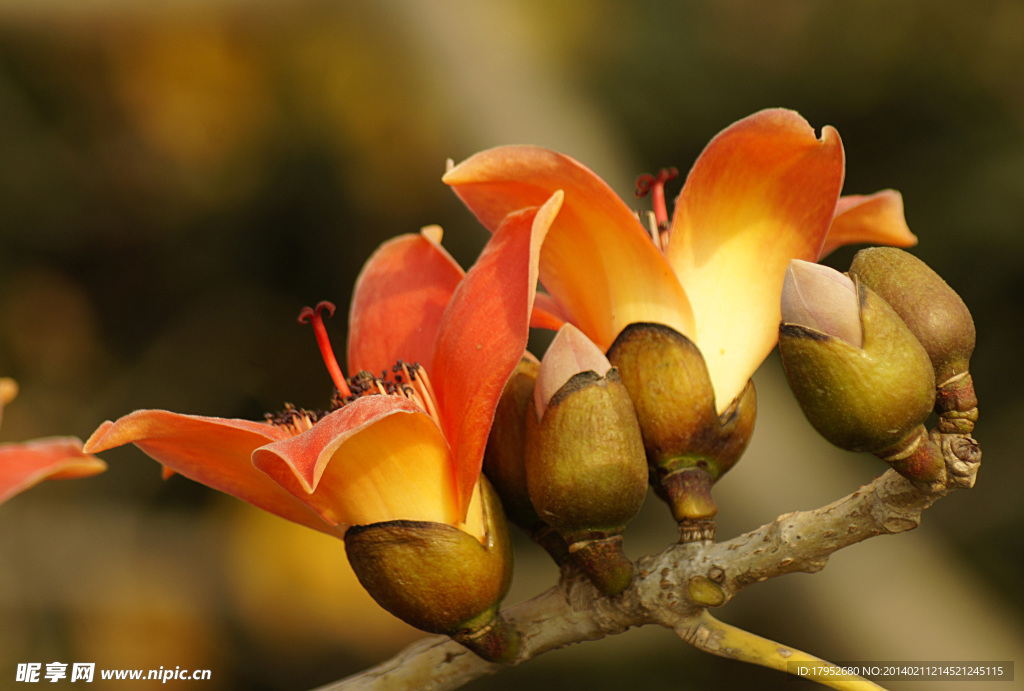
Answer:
[1, 1, 1022, 689]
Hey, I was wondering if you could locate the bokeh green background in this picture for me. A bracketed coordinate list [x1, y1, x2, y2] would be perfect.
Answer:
[2, 1, 1022, 689]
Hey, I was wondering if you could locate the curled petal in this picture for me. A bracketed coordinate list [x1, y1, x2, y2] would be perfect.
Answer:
[84, 411, 340, 537]
[445, 145, 694, 349]
[820, 191, 918, 258]
[0, 437, 106, 504]
[253, 397, 459, 528]
[431, 192, 559, 516]
[347, 226, 465, 376]
[666, 108, 845, 411]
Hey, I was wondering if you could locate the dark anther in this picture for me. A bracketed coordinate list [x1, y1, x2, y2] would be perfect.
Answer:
[329, 390, 347, 411]
[350, 370, 375, 394]
[392, 359, 422, 381]
[265, 403, 326, 428]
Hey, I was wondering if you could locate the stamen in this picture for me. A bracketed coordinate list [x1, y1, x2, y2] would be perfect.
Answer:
[339, 362, 442, 426]
[643, 211, 663, 252]
[635, 167, 679, 232]
[298, 301, 352, 398]
[409, 364, 442, 425]
[266, 403, 323, 436]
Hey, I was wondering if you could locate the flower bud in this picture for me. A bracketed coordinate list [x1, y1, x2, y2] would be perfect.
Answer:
[779, 261, 943, 485]
[525, 324, 647, 595]
[607, 322, 756, 540]
[344, 477, 518, 662]
[482, 354, 569, 563]
[849, 247, 977, 433]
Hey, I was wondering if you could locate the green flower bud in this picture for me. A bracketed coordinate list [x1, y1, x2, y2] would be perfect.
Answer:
[607, 322, 756, 539]
[344, 477, 518, 662]
[526, 324, 647, 595]
[779, 260, 943, 486]
[849, 247, 977, 432]
[483, 354, 569, 563]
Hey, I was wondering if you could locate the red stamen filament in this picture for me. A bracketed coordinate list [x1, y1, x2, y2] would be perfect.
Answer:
[635, 167, 679, 233]
[298, 301, 352, 398]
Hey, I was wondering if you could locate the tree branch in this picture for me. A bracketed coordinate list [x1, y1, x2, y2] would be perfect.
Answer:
[315, 432, 981, 691]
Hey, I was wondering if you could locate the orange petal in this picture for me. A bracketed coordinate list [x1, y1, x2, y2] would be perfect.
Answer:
[431, 192, 559, 517]
[84, 411, 341, 537]
[346, 226, 465, 376]
[819, 191, 918, 258]
[444, 145, 694, 349]
[252, 396, 459, 528]
[665, 108, 845, 411]
[0, 437, 106, 504]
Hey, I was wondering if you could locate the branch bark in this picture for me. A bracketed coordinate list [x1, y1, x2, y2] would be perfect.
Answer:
[315, 432, 981, 691]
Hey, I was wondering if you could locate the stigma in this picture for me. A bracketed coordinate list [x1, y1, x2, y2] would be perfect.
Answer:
[270, 301, 443, 432]
[635, 167, 678, 252]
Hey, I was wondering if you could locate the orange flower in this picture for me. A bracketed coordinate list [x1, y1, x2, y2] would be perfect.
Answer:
[0, 378, 106, 505]
[85, 196, 557, 538]
[444, 108, 916, 412]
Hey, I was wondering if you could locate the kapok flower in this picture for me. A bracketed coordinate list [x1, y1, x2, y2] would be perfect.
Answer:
[84, 194, 558, 538]
[0, 378, 106, 505]
[444, 108, 917, 413]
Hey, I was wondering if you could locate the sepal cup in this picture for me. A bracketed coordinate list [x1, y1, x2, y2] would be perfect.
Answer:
[344, 477, 519, 662]
[607, 323, 756, 542]
[778, 260, 944, 489]
[525, 325, 648, 596]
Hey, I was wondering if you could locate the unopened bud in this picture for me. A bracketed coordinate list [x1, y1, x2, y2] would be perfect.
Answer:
[532, 323, 614, 419]
[344, 477, 518, 662]
[526, 324, 647, 595]
[607, 322, 756, 540]
[849, 247, 977, 433]
[779, 261, 943, 485]
[483, 355, 569, 563]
